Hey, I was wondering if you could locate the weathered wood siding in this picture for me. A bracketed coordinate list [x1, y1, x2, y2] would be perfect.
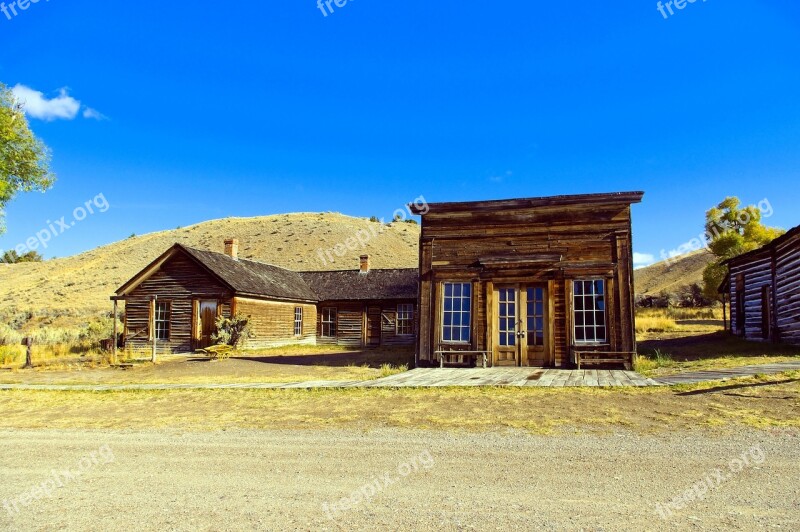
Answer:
[314, 300, 417, 347]
[123, 253, 232, 354]
[728, 228, 800, 345]
[235, 297, 317, 349]
[417, 200, 639, 367]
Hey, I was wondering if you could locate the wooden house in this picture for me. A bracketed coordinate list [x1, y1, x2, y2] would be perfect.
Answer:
[409, 192, 644, 368]
[112, 241, 418, 353]
[722, 224, 800, 345]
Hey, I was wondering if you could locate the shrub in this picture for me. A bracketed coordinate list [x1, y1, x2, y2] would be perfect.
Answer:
[211, 313, 252, 348]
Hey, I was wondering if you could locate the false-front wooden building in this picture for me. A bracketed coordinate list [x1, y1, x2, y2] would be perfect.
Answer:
[113, 240, 418, 353]
[722, 224, 800, 345]
[409, 192, 644, 368]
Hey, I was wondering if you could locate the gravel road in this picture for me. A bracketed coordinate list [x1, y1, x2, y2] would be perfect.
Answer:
[1, 428, 798, 531]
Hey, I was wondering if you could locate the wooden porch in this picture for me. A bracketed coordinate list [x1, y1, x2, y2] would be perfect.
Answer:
[365, 367, 660, 387]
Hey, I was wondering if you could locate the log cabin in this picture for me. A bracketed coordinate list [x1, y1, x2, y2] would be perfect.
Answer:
[409, 192, 644, 368]
[112, 240, 417, 353]
[722, 224, 800, 345]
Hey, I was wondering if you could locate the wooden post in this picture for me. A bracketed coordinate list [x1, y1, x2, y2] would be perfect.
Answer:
[112, 299, 118, 365]
[22, 337, 33, 369]
[151, 295, 157, 363]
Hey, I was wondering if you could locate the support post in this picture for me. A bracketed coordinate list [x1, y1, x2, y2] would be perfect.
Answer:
[22, 337, 33, 369]
[151, 295, 157, 363]
[112, 299, 118, 365]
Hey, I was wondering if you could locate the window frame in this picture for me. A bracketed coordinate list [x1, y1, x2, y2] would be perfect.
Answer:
[294, 307, 303, 337]
[396, 303, 415, 336]
[154, 300, 172, 342]
[441, 282, 472, 344]
[572, 279, 607, 345]
[321, 307, 337, 338]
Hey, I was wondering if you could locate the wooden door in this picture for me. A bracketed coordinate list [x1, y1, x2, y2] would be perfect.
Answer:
[494, 287, 519, 366]
[198, 300, 218, 349]
[523, 285, 549, 366]
[366, 306, 382, 346]
[493, 284, 551, 367]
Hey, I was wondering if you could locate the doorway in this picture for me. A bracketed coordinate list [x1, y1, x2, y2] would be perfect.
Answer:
[493, 284, 551, 367]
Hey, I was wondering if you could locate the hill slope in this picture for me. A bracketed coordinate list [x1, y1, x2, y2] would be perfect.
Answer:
[0, 213, 420, 318]
[634, 249, 715, 297]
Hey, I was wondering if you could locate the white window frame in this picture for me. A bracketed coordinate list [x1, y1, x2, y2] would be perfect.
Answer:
[441, 282, 472, 344]
[573, 279, 607, 344]
[294, 307, 303, 336]
[321, 307, 337, 338]
[155, 300, 171, 341]
[396, 304, 414, 336]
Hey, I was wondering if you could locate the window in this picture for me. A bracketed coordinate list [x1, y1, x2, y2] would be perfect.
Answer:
[321, 308, 337, 338]
[498, 288, 517, 347]
[397, 304, 414, 336]
[442, 282, 472, 343]
[154, 301, 171, 341]
[527, 287, 545, 346]
[573, 280, 606, 344]
[294, 307, 303, 336]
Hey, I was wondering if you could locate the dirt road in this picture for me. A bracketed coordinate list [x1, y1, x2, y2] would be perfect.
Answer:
[1, 428, 798, 530]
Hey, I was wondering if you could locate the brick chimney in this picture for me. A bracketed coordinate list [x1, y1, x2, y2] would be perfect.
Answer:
[224, 239, 239, 260]
[359, 254, 370, 274]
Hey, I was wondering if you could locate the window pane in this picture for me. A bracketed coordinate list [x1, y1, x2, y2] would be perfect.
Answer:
[445, 283, 453, 297]
[453, 284, 462, 297]
[463, 284, 471, 298]
[575, 327, 585, 341]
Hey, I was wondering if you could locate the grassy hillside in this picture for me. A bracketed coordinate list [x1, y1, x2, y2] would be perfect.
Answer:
[633, 249, 715, 297]
[0, 213, 420, 320]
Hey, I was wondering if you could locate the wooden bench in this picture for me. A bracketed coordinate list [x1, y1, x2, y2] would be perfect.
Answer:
[435, 351, 489, 369]
[574, 350, 635, 370]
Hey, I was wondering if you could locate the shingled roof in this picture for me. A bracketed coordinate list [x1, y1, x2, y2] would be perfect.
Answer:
[180, 246, 319, 301]
[116, 244, 418, 303]
[298, 269, 419, 301]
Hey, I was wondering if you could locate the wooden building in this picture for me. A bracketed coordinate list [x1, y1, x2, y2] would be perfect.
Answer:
[409, 192, 644, 368]
[722, 224, 800, 345]
[113, 241, 418, 353]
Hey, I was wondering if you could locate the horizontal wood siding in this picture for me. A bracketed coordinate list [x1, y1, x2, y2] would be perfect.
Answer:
[729, 251, 772, 341]
[235, 297, 317, 349]
[418, 202, 638, 367]
[123, 253, 232, 354]
[774, 232, 800, 345]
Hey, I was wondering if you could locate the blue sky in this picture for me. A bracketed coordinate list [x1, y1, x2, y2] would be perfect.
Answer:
[1, 1, 799, 267]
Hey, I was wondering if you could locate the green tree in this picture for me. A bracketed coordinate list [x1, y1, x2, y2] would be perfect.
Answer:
[702, 197, 784, 300]
[0, 83, 55, 234]
[0, 249, 43, 263]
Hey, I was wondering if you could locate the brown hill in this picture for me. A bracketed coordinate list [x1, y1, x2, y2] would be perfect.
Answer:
[633, 249, 715, 297]
[0, 213, 420, 318]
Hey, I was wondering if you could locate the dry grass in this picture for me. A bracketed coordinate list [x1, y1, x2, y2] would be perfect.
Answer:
[0, 372, 797, 433]
[0, 213, 420, 324]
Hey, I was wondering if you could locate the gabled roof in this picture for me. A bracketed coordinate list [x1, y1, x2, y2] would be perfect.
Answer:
[115, 244, 318, 302]
[298, 268, 419, 301]
[723, 223, 800, 267]
[115, 244, 418, 303]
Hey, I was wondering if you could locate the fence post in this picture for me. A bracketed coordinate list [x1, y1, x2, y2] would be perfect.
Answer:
[21, 337, 33, 369]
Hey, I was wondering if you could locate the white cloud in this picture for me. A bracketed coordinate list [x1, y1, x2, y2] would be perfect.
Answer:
[11, 84, 105, 122]
[633, 252, 656, 269]
[82, 107, 108, 121]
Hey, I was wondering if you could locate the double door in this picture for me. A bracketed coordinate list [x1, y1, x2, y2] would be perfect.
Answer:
[494, 284, 550, 367]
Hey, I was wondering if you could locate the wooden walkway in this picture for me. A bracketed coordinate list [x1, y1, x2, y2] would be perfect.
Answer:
[1, 361, 797, 391]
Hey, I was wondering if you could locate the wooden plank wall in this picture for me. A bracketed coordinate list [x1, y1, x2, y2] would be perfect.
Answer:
[314, 300, 417, 347]
[729, 250, 773, 341]
[775, 232, 800, 344]
[123, 253, 232, 353]
[235, 297, 317, 349]
[417, 202, 637, 366]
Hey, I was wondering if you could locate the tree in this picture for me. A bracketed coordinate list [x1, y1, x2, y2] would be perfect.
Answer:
[0, 249, 43, 263]
[702, 197, 785, 300]
[1, 82, 55, 234]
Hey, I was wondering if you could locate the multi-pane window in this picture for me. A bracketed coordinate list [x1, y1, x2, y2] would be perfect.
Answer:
[396, 304, 414, 336]
[294, 307, 303, 336]
[442, 282, 472, 343]
[573, 280, 607, 343]
[321, 308, 337, 338]
[498, 288, 517, 347]
[154, 301, 171, 341]
[527, 287, 545, 346]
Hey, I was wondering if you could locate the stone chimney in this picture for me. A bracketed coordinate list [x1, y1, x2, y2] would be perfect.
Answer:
[224, 239, 239, 261]
[359, 254, 370, 274]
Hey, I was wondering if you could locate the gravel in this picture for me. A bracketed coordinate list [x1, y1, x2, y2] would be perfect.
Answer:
[0, 428, 798, 530]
